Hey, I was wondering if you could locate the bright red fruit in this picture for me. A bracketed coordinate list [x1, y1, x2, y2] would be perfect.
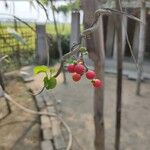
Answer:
[86, 70, 96, 80]
[74, 64, 85, 75]
[67, 64, 75, 73]
[72, 73, 81, 82]
[92, 79, 102, 88]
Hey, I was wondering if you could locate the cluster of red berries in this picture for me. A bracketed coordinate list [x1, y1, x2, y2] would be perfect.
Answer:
[66, 62, 102, 89]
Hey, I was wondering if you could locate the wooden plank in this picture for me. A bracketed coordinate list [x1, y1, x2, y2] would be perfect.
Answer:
[40, 115, 52, 129]
[41, 140, 54, 150]
[51, 117, 66, 150]
[42, 128, 53, 140]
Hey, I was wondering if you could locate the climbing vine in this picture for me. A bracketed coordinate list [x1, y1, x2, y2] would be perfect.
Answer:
[34, 46, 102, 91]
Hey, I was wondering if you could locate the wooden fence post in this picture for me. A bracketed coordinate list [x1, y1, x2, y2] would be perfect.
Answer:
[113, 14, 127, 60]
[115, 0, 123, 149]
[113, 30, 118, 60]
[136, 0, 146, 95]
[36, 24, 49, 65]
[70, 10, 80, 49]
[133, 22, 140, 58]
[106, 16, 115, 57]
[81, 1, 105, 149]
[122, 15, 128, 57]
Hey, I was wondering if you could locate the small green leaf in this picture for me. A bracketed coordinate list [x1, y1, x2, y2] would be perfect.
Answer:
[80, 47, 87, 53]
[43, 76, 49, 87]
[44, 77, 57, 90]
[34, 66, 49, 74]
[49, 67, 56, 74]
[66, 59, 74, 64]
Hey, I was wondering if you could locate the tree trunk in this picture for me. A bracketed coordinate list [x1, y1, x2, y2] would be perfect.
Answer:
[136, 0, 146, 95]
[81, 1, 105, 149]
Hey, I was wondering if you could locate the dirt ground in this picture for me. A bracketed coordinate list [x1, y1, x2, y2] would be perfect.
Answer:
[0, 70, 150, 150]
[0, 72, 40, 150]
[53, 73, 150, 150]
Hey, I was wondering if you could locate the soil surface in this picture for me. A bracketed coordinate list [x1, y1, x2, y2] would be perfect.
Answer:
[0, 69, 150, 150]
[0, 72, 40, 150]
[53, 73, 150, 150]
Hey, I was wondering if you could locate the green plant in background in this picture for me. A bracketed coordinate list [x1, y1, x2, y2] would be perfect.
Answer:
[56, 0, 81, 14]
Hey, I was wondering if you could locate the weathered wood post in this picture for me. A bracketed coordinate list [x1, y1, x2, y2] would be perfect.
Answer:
[113, 30, 118, 60]
[136, 0, 146, 95]
[122, 15, 128, 56]
[36, 24, 49, 65]
[133, 22, 140, 58]
[81, 1, 105, 149]
[115, 0, 123, 149]
[106, 16, 115, 57]
[113, 15, 127, 60]
[70, 10, 80, 49]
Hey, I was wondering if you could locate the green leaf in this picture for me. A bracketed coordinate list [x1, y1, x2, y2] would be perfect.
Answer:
[44, 77, 57, 90]
[66, 59, 74, 64]
[43, 76, 49, 87]
[34, 66, 49, 74]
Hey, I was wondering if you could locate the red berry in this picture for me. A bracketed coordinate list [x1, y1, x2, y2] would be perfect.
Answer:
[86, 70, 96, 80]
[72, 73, 81, 82]
[67, 64, 75, 73]
[74, 64, 85, 75]
[92, 79, 102, 88]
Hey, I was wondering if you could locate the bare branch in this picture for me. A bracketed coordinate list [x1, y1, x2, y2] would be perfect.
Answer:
[0, 13, 36, 32]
